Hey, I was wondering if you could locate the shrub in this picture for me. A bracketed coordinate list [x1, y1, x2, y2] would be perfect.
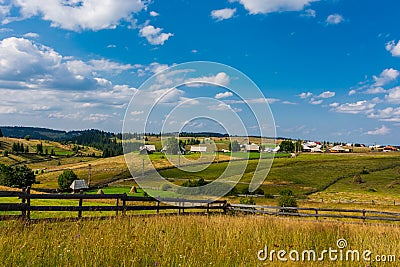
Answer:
[278, 195, 298, 213]
[360, 168, 370, 175]
[279, 189, 294, 196]
[367, 188, 377, 193]
[264, 193, 274, 199]
[353, 173, 363, 184]
[3, 150, 8, 157]
[161, 183, 172, 191]
[254, 188, 264, 195]
[58, 169, 78, 191]
[240, 197, 255, 205]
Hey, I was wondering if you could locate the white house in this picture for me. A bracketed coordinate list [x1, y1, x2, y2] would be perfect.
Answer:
[273, 146, 280, 152]
[245, 143, 260, 152]
[140, 145, 156, 153]
[190, 146, 208, 153]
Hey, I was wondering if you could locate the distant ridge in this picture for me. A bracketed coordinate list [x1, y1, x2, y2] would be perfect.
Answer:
[0, 126, 72, 140]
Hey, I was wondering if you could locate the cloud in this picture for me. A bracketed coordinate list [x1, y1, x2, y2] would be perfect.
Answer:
[66, 59, 134, 76]
[186, 72, 230, 87]
[231, 0, 318, 15]
[211, 8, 236, 21]
[365, 87, 387, 94]
[326, 14, 344, 25]
[386, 40, 400, 57]
[23, 32, 39, 38]
[208, 103, 232, 111]
[385, 86, 400, 104]
[333, 100, 376, 114]
[150, 11, 159, 17]
[299, 92, 312, 99]
[348, 89, 356, 96]
[365, 125, 390, 136]
[309, 99, 323, 105]
[0, 37, 137, 94]
[139, 25, 173, 45]
[318, 91, 335, 98]
[215, 91, 233, 99]
[368, 107, 400, 122]
[301, 9, 316, 18]
[5, 0, 145, 31]
[329, 102, 339, 107]
[373, 68, 399, 87]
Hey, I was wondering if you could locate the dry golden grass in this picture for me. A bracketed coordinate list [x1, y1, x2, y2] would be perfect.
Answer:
[1, 215, 399, 266]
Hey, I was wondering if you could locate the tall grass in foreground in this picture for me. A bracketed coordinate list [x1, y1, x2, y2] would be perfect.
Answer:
[1, 215, 399, 266]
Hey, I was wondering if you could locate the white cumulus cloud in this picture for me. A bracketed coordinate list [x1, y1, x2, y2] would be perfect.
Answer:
[211, 8, 236, 21]
[139, 25, 173, 45]
[5, 0, 145, 31]
[385, 86, 400, 104]
[231, 0, 318, 15]
[318, 91, 335, 98]
[326, 14, 344, 25]
[333, 100, 376, 114]
[386, 40, 400, 57]
[215, 91, 233, 99]
[365, 125, 390, 135]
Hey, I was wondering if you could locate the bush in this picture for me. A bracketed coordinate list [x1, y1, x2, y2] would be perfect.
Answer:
[240, 197, 255, 205]
[58, 169, 78, 191]
[279, 189, 294, 196]
[0, 164, 36, 188]
[278, 195, 298, 213]
[161, 183, 172, 191]
[353, 173, 363, 184]
[3, 150, 8, 157]
[264, 193, 274, 199]
[254, 188, 264, 195]
[360, 168, 370, 175]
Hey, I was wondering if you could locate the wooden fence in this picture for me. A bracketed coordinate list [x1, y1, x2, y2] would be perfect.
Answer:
[0, 187, 227, 221]
[228, 204, 400, 222]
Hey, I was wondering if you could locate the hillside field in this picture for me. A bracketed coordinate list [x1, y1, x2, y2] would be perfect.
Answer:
[1, 215, 400, 266]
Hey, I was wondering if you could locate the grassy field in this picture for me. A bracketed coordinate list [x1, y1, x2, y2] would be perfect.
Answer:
[1, 215, 399, 266]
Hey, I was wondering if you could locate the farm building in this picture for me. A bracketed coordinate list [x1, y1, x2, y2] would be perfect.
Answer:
[383, 146, 398, 152]
[70, 180, 89, 192]
[328, 145, 346, 153]
[139, 145, 156, 154]
[245, 143, 260, 152]
[190, 146, 208, 153]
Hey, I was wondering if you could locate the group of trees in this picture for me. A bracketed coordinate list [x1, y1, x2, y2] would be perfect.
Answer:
[36, 143, 55, 156]
[58, 169, 78, 191]
[68, 130, 123, 158]
[229, 140, 240, 152]
[0, 164, 36, 188]
[12, 142, 29, 154]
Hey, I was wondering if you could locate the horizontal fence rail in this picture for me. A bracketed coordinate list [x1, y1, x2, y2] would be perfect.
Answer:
[0, 187, 227, 221]
[229, 204, 400, 222]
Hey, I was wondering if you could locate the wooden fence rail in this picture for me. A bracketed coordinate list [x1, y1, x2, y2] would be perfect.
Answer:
[0, 187, 227, 221]
[229, 204, 400, 222]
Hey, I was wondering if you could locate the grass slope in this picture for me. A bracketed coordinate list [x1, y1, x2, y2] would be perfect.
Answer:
[1, 215, 399, 266]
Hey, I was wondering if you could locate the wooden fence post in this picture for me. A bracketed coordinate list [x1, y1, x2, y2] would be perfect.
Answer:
[116, 198, 119, 216]
[78, 190, 83, 218]
[21, 187, 26, 219]
[362, 209, 366, 223]
[26, 186, 31, 221]
[315, 209, 318, 221]
[206, 203, 210, 214]
[156, 201, 160, 215]
[122, 193, 126, 216]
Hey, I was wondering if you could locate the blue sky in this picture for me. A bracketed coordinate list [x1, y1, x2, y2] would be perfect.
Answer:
[0, 0, 399, 145]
